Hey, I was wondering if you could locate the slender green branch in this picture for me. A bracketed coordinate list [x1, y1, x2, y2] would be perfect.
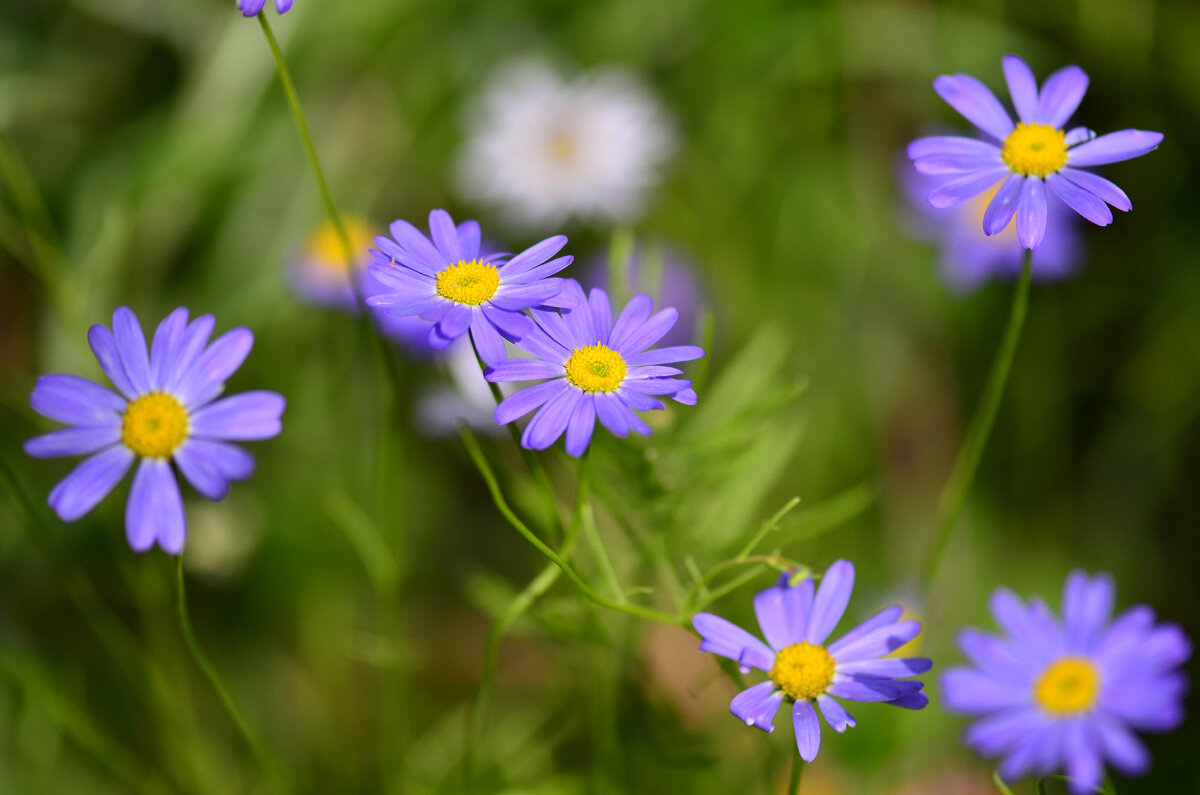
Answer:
[581, 498, 625, 601]
[734, 496, 801, 561]
[175, 557, 292, 793]
[788, 756, 804, 794]
[921, 251, 1032, 592]
[459, 426, 682, 626]
[681, 555, 808, 615]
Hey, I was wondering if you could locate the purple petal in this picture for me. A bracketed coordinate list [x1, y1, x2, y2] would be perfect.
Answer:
[486, 359, 564, 382]
[827, 675, 921, 703]
[625, 346, 705, 366]
[87, 324, 138, 400]
[564, 395, 597, 457]
[25, 426, 121, 458]
[457, 220, 481, 259]
[435, 304, 474, 342]
[174, 439, 255, 500]
[595, 393, 651, 437]
[730, 681, 784, 733]
[782, 576, 815, 647]
[1016, 176, 1047, 248]
[238, 0, 266, 16]
[940, 667, 1027, 713]
[608, 294, 655, 350]
[826, 606, 902, 655]
[174, 328, 254, 409]
[827, 620, 922, 662]
[816, 695, 856, 733]
[907, 136, 1000, 160]
[1003, 55, 1039, 124]
[933, 73, 1015, 141]
[490, 282, 567, 312]
[836, 657, 932, 677]
[149, 308, 188, 392]
[502, 256, 575, 287]
[1060, 168, 1132, 211]
[1063, 721, 1103, 794]
[963, 707, 1040, 755]
[615, 308, 679, 355]
[1065, 126, 1096, 147]
[1036, 65, 1089, 128]
[691, 613, 776, 672]
[428, 209, 462, 262]
[957, 628, 1029, 682]
[927, 168, 1009, 209]
[888, 692, 929, 710]
[481, 305, 535, 342]
[792, 700, 821, 762]
[673, 388, 698, 405]
[48, 445, 134, 522]
[275, 0, 293, 12]
[1095, 715, 1150, 776]
[983, 173, 1024, 235]
[806, 559, 854, 645]
[366, 293, 443, 315]
[189, 391, 285, 441]
[1046, 173, 1112, 227]
[625, 365, 684, 380]
[754, 582, 792, 651]
[521, 388, 581, 450]
[125, 458, 186, 554]
[469, 312, 507, 368]
[500, 235, 568, 277]
[387, 220, 445, 273]
[1061, 570, 1114, 651]
[1067, 130, 1164, 167]
[587, 288, 613, 342]
[913, 153, 1004, 175]
[616, 388, 664, 412]
[494, 380, 567, 425]
[30, 375, 125, 426]
[163, 315, 216, 393]
[112, 307, 152, 396]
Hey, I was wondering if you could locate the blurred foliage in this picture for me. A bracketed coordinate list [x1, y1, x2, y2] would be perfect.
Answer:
[1, 0, 1198, 793]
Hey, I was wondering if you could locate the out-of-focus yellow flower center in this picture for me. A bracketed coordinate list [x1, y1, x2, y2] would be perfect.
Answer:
[769, 642, 836, 702]
[435, 260, 500, 306]
[305, 217, 376, 274]
[122, 392, 188, 458]
[1034, 656, 1100, 717]
[1001, 123, 1068, 178]
[564, 344, 627, 393]
[549, 131, 578, 161]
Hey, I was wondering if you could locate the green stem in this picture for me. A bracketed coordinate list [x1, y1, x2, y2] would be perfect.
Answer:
[581, 498, 625, 601]
[466, 453, 590, 781]
[459, 426, 682, 626]
[175, 557, 292, 793]
[257, 13, 355, 275]
[922, 251, 1032, 592]
[788, 756, 804, 794]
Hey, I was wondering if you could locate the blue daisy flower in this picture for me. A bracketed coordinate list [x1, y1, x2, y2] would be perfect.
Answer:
[238, 0, 292, 16]
[908, 55, 1163, 249]
[484, 280, 702, 456]
[24, 307, 285, 555]
[943, 571, 1191, 793]
[365, 209, 575, 366]
[692, 560, 931, 762]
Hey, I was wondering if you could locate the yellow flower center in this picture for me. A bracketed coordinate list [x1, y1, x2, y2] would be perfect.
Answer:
[122, 392, 189, 459]
[769, 642, 836, 702]
[305, 217, 376, 274]
[564, 344, 627, 393]
[435, 260, 500, 306]
[1033, 656, 1100, 717]
[1001, 122, 1068, 178]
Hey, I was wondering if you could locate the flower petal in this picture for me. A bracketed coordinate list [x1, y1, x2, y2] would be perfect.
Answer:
[615, 308, 679, 355]
[907, 136, 1000, 160]
[428, 209, 463, 262]
[456, 220, 481, 259]
[486, 359, 564, 382]
[1059, 168, 1132, 211]
[1002, 55, 1039, 124]
[933, 73, 1015, 141]
[189, 391, 285, 441]
[816, 695, 856, 733]
[1036, 65, 1088, 128]
[494, 380, 566, 425]
[827, 620, 922, 662]
[754, 582, 792, 651]
[174, 328, 255, 409]
[470, 311, 507, 368]
[149, 308, 189, 392]
[87, 323, 138, 400]
[174, 439, 255, 501]
[692, 613, 776, 672]
[806, 559, 854, 645]
[1015, 176, 1047, 249]
[1046, 173, 1112, 227]
[608, 294, 655, 350]
[826, 606, 902, 655]
[624, 346, 705, 366]
[499, 235, 568, 277]
[913, 153, 1004, 175]
[983, 173, 1024, 235]
[125, 458, 186, 554]
[30, 375, 125, 426]
[730, 681, 784, 733]
[927, 168, 1009, 209]
[940, 667, 1027, 713]
[25, 426, 121, 459]
[564, 395, 597, 458]
[164, 315, 216, 393]
[1067, 129, 1164, 167]
[595, 392, 651, 437]
[47, 445, 134, 522]
[835, 657, 932, 677]
[112, 307, 152, 396]
[520, 388, 581, 451]
[792, 700, 821, 762]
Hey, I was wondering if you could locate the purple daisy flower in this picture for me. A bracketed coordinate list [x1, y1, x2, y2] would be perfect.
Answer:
[908, 55, 1163, 249]
[23, 307, 285, 555]
[902, 162, 1083, 292]
[692, 560, 930, 762]
[942, 571, 1191, 793]
[485, 280, 702, 457]
[237, 0, 292, 17]
[365, 209, 575, 366]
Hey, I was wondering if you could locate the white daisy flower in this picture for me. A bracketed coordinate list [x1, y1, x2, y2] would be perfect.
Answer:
[456, 60, 675, 229]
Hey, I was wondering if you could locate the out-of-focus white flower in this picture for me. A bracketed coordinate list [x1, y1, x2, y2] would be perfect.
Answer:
[456, 61, 675, 229]
[415, 338, 506, 436]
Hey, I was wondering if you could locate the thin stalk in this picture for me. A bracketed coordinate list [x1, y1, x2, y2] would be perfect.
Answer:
[788, 756, 804, 794]
[922, 252, 1032, 592]
[580, 498, 625, 601]
[459, 426, 682, 626]
[175, 557, 292, 793]
[466, 453, 590, 781]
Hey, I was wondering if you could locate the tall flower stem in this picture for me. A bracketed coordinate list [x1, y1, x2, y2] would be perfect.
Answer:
[175, 557, 292, 794]
[921, 251, 1032, 592]
[788, 756, 805, 794]
[466, 453, 590, 781]
[460, 425, 682, 626]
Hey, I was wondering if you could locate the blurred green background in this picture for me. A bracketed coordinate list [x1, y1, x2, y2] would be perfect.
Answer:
[1, 0, 1198, 792]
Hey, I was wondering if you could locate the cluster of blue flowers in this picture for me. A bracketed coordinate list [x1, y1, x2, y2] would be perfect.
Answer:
[19, 14, 1188, 790]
